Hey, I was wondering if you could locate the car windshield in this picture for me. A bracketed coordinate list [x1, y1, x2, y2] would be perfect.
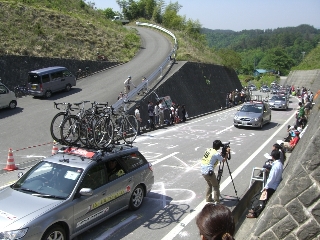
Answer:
[240, 104, 262, 113]
[12, 161, 83, 199]
[271, 96, 285, 101]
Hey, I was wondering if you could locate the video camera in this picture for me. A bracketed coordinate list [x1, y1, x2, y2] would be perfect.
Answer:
[220, 142, 231, 160]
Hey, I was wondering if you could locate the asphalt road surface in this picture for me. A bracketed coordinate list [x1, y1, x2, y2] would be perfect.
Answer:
[0, 89, 301, 239]
[0, 26, 172, 169]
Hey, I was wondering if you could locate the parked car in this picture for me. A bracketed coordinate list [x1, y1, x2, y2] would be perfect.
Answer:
[248, 84, 257, 91]
[268, 95, 289, 110]
[27, 66, 76, 98]
[260, 85, 270, 92]
[0, 145, 154, 240]
[233, 101, 271, 128]
[0, 82, 17, 109]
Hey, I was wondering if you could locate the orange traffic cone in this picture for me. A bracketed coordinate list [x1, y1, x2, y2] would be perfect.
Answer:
[52, 141, 58, 155]
[4, 148, 18, 171]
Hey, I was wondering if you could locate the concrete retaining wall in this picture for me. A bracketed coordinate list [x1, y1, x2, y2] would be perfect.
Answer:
[129, 62, 242, 125]
[0, 55, 121, 90]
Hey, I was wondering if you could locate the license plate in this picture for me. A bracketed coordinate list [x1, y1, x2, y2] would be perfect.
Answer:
[31, 85, 37, 90]
[241, 121, 247, 125]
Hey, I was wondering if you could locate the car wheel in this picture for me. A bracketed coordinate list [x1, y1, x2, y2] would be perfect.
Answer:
[8, 100, 17, 109]
[65, 84, 71, 92]
[129, 184, 145, 210]
[45, 91, 52, 98]
[259, 120, 263, 129]
[41, 224, 66, 240]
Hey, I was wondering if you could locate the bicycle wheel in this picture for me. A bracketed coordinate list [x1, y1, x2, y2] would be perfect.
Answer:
[93, 116, 114, 149]
[60, 115, 80, 146]
[121, 115, 138, 144]
[50, 112, 67, 142]
[79, 113, 100, 148]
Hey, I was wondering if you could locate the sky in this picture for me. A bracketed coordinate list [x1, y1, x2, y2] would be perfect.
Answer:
[92, 0, 320, 31]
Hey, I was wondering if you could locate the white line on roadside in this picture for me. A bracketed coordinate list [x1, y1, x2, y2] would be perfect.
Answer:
[161, 110, 297, 240]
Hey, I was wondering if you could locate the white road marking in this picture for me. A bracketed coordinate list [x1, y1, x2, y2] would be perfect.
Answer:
[161, 110, 297, 240]
[152, 152, 179, 165]
[95, 215, 138, 240]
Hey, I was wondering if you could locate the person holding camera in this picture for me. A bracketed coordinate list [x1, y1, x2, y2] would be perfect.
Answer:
[201, 140, 230, 204]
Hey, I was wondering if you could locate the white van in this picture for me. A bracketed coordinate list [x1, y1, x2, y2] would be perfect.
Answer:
[0, 82, 17, 109]
[27, 66, 76, 98]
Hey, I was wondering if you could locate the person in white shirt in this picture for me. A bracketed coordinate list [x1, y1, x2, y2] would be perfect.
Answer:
[158, 99, 164, 125]
[123, 76, 135, 94]
[134, 105, 142, 135]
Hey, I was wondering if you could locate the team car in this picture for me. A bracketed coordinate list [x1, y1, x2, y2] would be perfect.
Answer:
[268, 95, 289, 110]
[0, 145, 154, 240]
[233, 101, 271, 128]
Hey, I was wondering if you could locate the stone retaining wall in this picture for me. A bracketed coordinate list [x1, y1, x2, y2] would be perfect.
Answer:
[249, 71, 320, 239]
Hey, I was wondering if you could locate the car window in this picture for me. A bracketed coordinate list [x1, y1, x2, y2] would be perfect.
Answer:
[0, 85, 8, 94]
[62, 70, 72, 77]
[106, 159, 125, 182]
[28, 73, 41, 84]
[51, 71, 63, 79]
[12, 161, 82, 199]
[79, 163, 107, 190]
[118, 152, 147, 173]
[42, 74, 50, 83]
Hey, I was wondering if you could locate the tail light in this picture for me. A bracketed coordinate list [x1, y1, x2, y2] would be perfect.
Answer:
[40, 83, 43, 92]
[148, 162, 153, 171]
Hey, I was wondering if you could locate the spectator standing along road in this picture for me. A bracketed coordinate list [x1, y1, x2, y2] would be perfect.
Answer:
[124, 76, 136, 94]
[159, 99, 165, 126]
[135, 105, 142, 135]
[148, 101, 155, 130]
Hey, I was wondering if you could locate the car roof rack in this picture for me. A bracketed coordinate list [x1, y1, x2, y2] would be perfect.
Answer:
[57, 143, 135, 161]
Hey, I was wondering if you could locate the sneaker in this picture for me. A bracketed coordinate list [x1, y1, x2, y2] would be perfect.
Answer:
[214, 201, 221, 205]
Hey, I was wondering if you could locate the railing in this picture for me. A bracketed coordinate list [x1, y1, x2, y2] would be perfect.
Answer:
[112, 22, 178, 111]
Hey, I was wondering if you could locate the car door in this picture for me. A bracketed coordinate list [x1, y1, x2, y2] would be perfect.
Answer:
[0, 84, 9, 108]
[263, 103, 271, 122]
[72, 163, 110, 234]
[50, 70, 65, 92]
[105, 157, 133, 211]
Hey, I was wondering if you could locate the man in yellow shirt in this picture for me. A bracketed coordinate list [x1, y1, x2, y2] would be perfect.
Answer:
[201, 140, 230, 204]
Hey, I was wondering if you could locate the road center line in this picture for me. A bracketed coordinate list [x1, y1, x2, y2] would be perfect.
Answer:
[161, 110, 297, 240]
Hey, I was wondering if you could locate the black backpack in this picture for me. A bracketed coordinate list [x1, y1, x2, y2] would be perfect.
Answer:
[250, 191, 267, 217]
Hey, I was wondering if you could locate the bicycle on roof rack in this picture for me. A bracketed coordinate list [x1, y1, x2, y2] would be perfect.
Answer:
[50, 102, 75, 143]
[93, 100, 138, 148]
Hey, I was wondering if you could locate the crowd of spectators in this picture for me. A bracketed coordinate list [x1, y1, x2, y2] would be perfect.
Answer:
[226, 88, 251, 108]
[245, 92, 312, 219]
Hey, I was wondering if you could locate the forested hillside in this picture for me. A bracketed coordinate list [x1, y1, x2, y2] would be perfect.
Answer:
[202, 25, 320, 75]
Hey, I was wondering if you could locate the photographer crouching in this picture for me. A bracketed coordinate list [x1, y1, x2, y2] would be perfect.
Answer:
[201, 140, 230, 204]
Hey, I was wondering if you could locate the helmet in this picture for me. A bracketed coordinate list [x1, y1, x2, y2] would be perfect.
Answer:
[128, 76, 131, 79]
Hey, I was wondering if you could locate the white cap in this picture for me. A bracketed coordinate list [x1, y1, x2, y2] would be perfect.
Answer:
[297, 127, 302, 132]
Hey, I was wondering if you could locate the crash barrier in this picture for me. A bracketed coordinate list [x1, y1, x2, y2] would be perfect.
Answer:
[112, 23, 178, 111]
[232, 181, 262, 231]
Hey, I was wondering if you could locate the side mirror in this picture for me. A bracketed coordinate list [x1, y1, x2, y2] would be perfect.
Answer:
[18, 172, 24, 179]
[79, 188, 93, 196]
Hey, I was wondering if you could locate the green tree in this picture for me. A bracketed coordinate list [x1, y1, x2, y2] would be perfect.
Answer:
[217, 49, 242, 70]
[103, 8, 116, 19]
[259, 48, 294, 74]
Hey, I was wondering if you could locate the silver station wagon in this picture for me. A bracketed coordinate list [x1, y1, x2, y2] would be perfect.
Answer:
[268, 95, 289, 110]
[233, 101, 271, 128]
[0, 145, 154, 240]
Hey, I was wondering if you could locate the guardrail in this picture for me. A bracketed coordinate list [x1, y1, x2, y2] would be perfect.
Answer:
[112, 22, 178, 111]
